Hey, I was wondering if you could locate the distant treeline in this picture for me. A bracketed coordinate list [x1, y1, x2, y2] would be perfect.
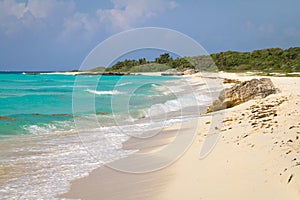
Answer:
[105, 53, 193, 72]
[211, 47, 300, 72]
[102, 47, 300, 72]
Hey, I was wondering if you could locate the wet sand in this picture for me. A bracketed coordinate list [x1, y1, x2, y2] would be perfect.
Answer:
[60, 73, 300, 200]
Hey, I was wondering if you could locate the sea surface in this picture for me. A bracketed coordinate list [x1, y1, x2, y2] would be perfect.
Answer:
[0, 72, 212, 199]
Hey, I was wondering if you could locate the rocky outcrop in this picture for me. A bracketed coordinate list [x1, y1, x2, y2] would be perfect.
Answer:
[161, 69, 184, 76]
[0, 116, 16, 121]
[206, 78, 279, 112]
[223, 78, 241, 84]
[183, 69, 196, 75]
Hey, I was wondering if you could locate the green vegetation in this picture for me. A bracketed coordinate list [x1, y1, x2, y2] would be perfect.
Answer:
[90, 47, 300, 73]
[210, 47, 300, 72]
[87, 66, 106, 72]
[69, 69, 81, 72]
[104, 53, 196, 72]
[130, 63, 171, 72]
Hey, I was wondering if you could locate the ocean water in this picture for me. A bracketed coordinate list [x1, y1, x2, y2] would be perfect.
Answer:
[0, 72, 212, 199]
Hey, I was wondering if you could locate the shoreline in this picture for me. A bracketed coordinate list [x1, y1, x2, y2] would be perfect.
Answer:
[160, 74, 300, 199]
[59, 73, 300, 200]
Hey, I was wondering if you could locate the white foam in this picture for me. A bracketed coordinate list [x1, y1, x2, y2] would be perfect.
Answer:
[23, 121, 74, 135]
[116, 82, 132, 86]
[0, 124, 135, 200]
[146, 93, 211, 117]
[85, 89, 124, 95]
[151, 83, 160, 87]
[0, 78, 212, 200]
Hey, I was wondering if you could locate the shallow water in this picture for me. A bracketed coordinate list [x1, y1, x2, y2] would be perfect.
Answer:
[0, 72, 211, 199]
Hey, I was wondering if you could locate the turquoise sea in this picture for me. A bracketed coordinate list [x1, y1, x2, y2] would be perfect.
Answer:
[0, 73, 180, 136]
[0, 72, 211, 199]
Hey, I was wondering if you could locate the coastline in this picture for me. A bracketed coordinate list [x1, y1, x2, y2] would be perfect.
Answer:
[0, 73, 183, 199]
[60, 73, 300, 200]
[161, 74, 300, 199]
[37, 71, 163, 76]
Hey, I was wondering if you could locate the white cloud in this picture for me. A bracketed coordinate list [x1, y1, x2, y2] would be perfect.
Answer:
[0, 0, 179, 39]
[59, 12, 98, 41]
[96, 0, 178, 30]
[27, 0, 73, 18]
[0, 0, 75, 35]
[0, 0, 26, 19]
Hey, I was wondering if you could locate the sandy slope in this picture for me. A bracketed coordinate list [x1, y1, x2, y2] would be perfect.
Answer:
[160, 74, 300, 200]
[60, 73, 300, 200]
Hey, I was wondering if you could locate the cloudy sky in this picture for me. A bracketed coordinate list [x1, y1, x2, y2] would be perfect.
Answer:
[0, 0, 300, 71]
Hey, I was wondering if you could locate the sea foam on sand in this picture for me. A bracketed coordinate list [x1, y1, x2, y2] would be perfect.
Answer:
[60, 73, 300, 200]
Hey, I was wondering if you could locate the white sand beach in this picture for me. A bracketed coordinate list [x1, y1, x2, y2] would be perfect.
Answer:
[60, 73, 300, 200]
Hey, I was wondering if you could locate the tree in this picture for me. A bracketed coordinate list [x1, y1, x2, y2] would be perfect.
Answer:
[155, 53, 172, 64]
[138, 58, 147, 65]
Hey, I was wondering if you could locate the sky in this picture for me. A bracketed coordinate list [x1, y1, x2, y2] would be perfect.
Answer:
[0, 0, 300, 71]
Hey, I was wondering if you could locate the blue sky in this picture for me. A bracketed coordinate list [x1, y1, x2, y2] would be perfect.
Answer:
[0, 0, 300, 71]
